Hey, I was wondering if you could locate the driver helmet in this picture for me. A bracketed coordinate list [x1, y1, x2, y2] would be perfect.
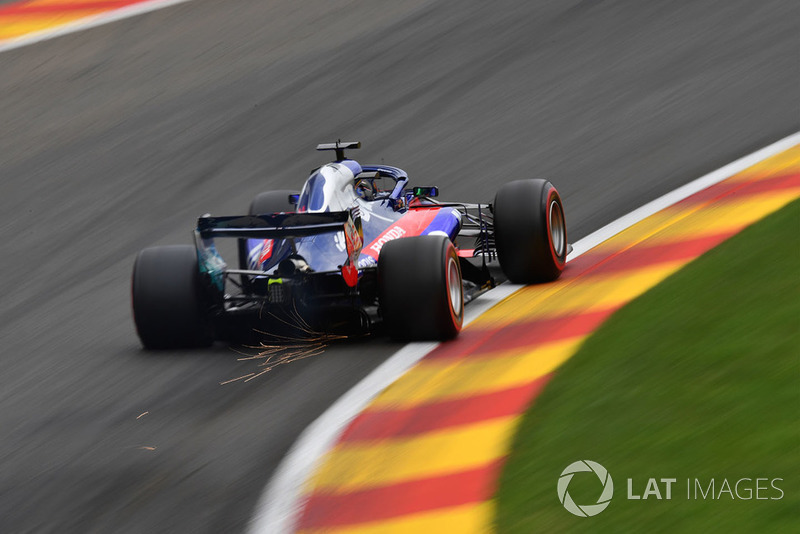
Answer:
[355, 179, 377, 201]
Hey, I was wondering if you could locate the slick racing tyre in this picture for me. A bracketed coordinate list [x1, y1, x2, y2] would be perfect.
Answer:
[494, 178, 567, 283]
[132, 245, 213, 349]
[378, 235, 463, 341]
[237, 190, 299, 271]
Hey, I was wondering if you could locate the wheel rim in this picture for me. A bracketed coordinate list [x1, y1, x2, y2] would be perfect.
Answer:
[446, 256, 463, 321]
[549, 199, 566, 257]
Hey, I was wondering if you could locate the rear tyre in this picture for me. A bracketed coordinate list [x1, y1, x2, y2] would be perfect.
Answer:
[494, 179, 567, 283]
[378, 235, 463, 341]
[132, 245, 213, 349]
[237, 190, 298, 271]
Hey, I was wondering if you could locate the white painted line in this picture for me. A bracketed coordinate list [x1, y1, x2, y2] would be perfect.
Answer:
[570, 131, 800, 259]
[0, 0, 195, 55]
[247, 341, 436, 534]
[246, 283, 522, 534]
[248, 130, 800, 534]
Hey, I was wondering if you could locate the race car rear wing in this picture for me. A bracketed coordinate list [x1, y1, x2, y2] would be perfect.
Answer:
[194, 208, 363, 290]
[196, 211, 351, 239]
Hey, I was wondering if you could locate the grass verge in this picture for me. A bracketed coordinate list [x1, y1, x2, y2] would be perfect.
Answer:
[495, 199, 800, 533]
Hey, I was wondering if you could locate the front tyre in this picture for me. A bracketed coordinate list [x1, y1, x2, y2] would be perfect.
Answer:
[494, 179, 567, 283]
[131, 245, 213, 349]
[378, 235, 463, 341]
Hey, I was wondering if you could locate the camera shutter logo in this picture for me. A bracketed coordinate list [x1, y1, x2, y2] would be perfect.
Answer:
[557, 460, 614, 517]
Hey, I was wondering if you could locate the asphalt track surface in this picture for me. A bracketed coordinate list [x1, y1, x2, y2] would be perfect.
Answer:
[0, 1, 797, 532]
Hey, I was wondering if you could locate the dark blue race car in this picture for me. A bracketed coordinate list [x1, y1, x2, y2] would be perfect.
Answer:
[131, 142, 568, 348]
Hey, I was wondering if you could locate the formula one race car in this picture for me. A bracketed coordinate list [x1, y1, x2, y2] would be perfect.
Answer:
[131, 141, 567, 348]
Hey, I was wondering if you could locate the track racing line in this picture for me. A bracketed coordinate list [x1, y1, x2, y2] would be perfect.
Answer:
[251, 132, 800, 533]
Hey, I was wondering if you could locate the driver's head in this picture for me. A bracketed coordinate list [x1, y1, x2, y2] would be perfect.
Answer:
[355, 179, 376, 201]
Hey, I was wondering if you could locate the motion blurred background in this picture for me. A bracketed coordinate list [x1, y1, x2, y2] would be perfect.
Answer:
[0, 0, 797, 532]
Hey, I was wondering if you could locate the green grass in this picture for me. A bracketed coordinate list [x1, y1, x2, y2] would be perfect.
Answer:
[495, 199, 800, 533]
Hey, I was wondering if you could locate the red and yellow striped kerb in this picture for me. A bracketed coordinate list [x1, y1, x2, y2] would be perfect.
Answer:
[0, 0, 154, 43]
[297, 145, 800, 533]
